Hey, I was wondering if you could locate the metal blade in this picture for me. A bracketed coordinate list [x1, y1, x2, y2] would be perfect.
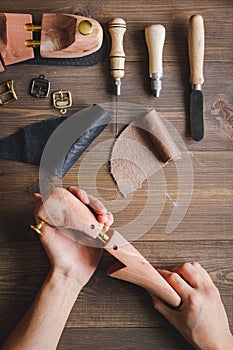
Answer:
[190, 90, 204, 141]
[116, 94, 119, 136]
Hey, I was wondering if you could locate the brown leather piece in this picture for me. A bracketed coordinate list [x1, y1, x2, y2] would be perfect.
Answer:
[111, 108, 181, 197]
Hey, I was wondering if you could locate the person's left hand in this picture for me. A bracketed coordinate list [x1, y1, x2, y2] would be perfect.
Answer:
[33, 187, 114, 289]
[151, 262, 233, 350]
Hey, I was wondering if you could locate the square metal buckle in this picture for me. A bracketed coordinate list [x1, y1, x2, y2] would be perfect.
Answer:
[0, 80, 18, 105]
[30, 75, 50, 98]
[52, 90, 72, 114]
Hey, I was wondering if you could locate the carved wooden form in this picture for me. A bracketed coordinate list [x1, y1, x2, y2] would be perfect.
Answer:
[0, 13, 103, 69]
[40, 14, 103, 58]
[105, 229, 181, 307]
[0, 13, 34, 68]
[37, 188, 181, 307]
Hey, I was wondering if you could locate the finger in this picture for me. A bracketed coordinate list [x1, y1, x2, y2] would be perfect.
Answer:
[191, 262, 215, 286]
[192, 261, 209, 277]
[97, 213, 108, 224]
[88, 195, 107, 215]
[106, 212, 114, 226]
[67, 186, 89, 205]
[158, 269, 193, 298]
[96, 212, 114, 231]
[97, 212, 114, 225]
[34, 193, 43, 223]
[103, 212, 114, 231]
[172, 262, 201, 288]
[150, 294, 177, 322]
[34, 193, 42, 204]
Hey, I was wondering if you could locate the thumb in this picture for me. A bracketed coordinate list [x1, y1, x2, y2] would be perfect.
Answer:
[38, 225, 57, 251]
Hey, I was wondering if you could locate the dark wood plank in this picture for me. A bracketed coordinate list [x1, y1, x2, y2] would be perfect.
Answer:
[0, 61, 232, 150]
[0, 327, 194, 350]
[0, 241, 232, 335]
[57, 328, 195, 350]
[1, 149, 232, 241]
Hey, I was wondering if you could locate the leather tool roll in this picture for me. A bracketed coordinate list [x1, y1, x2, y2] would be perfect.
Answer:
[0, 104, 111, 177]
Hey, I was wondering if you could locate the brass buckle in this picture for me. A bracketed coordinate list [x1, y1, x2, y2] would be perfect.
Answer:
[52, 90, 72, 114]
[0, 80, 18, 105]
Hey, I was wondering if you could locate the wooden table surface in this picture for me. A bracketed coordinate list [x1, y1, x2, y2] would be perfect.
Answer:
[0, 1, 233, 349]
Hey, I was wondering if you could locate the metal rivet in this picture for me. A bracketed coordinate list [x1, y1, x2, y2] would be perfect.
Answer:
[78, 20, 93, 35]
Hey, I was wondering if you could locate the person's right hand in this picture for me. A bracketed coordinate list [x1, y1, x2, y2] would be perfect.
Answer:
[151, 262, 233, 350]
[33, 187, 114, 289]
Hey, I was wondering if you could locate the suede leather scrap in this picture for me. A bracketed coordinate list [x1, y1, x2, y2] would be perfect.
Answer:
[110, 108, 181, 197]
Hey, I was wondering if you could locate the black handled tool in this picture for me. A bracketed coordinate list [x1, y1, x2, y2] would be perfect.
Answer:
[188, 15, 205, 141]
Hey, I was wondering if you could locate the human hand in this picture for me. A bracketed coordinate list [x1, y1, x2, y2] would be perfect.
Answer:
[34, 187, 114, 289]
[67, 186, 113, 232]
[151, 262, 233, 350]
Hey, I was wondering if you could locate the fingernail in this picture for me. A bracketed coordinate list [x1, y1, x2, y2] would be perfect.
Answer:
[81, 190, 89, 203]
[97, 214, 106, 223]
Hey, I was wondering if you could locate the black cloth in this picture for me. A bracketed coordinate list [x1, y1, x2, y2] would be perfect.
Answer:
[0, 104, 111, 177]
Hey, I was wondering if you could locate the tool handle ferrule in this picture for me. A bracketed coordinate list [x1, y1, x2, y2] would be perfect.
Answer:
[108, 18, 126, 79]
[188, 15, 205, 85]
[145, 24, 165, 76]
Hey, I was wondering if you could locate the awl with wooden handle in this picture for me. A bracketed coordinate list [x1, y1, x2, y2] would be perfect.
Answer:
[145, 24, 166, 97]
[188, 15, 205, 141]
[108, 18, 126, 135]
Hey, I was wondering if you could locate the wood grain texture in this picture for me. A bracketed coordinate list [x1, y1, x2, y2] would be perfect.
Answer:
[0, 13, 34, 66]
[0, 0, 232, 349]
[56, 328, 194, 350]
[40, 14, 103, 58]
[145, 24, 166, 74]
[188, 15, 205, 85]
[0, 241, 233, 332]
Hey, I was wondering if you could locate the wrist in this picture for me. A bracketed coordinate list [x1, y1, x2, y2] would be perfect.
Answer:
[224, 333, 233, 350]
[199, 333, 233, 350]
[48, 267, 83, 295]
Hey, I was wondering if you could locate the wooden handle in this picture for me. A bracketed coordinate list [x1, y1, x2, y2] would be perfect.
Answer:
[145, 24, 165, 75]
[108, 18, 126, 79]
[188, 15, 205, 85]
